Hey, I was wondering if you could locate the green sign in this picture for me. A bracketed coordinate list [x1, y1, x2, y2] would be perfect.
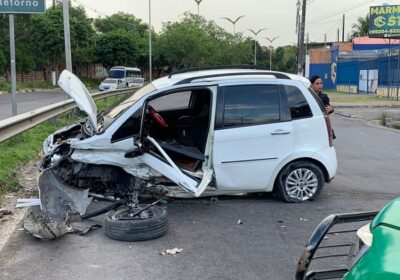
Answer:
[0, 0, 45, 14]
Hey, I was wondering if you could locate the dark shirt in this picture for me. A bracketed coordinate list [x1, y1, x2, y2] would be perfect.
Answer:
[317, 92, 330, 107]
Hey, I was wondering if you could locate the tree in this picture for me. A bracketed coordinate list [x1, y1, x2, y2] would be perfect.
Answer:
[95, 30, 140, 69]
[94, 12, 148, 36]
[351, 14, 370, 38]
[30, 3, 96, 72]
[0, 50, 6, 75]
[156, 12, 252, 70]
[272, 45, 297, 73]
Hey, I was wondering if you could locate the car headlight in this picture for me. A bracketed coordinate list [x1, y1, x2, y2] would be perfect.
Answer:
[347, 223, 373, 269]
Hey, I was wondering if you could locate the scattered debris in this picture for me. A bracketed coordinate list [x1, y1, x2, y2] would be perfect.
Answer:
[280, 225, 286, 228]
[4, 195, 14, 199]
[276, 220, 284, 224]
[210, 197, 219, 203]
[324, 236, 329, 240]
[0, 208, 12, 219]
[300, 217, 310, 222]
[237, 219, 242, 225]
[160, 247, 184, 255]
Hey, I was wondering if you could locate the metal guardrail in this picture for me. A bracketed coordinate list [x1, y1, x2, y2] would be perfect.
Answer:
[0, 87, 139, 143]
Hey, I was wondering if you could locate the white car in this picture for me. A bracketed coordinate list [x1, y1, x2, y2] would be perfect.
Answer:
[25, 67, 337, 241]
[98, 78, 124, 91]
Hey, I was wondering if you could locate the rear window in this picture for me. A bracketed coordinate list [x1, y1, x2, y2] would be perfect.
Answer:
[284, 85, 312, 119]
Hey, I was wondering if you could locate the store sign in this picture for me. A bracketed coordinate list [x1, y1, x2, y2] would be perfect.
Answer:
[0, 0, 45, 14]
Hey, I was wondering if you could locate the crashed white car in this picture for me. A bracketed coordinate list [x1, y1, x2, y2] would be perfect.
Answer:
[23, 67, 337, 241]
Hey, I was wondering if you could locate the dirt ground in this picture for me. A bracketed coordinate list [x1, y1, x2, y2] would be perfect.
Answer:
[0, 161, 39, 251]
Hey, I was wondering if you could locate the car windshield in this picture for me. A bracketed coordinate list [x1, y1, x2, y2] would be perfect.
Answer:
[108, 70, 125, 79]
[105, 83, 156, 119]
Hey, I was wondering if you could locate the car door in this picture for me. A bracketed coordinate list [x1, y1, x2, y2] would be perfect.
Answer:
[212, 83, 293, 192]
[136, 87, 216, 197]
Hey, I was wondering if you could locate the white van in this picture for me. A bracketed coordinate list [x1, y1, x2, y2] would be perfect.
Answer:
[99, 66, 144, 91]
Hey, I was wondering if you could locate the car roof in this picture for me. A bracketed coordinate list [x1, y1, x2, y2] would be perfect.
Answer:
[152, 68, 311, 90]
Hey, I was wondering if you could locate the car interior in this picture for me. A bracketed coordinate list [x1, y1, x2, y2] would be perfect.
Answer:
[144, 89, 212, 171]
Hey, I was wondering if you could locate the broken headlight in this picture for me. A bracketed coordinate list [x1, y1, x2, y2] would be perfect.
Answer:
[347, 223, 373, 269]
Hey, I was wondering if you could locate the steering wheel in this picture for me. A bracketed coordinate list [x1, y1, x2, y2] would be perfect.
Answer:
[148, 105, 168, 129]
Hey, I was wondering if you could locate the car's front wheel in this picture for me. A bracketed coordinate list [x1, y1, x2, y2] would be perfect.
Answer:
[277, 161, 324, 203]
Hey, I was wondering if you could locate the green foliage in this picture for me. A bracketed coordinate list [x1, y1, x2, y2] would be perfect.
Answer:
[156, 13, 253, 69]
[351, 14, 370, 38]
[379, 111, 389, 126]
[30, 4, 96, 69]
[0, 50, 6, 75]
[94, 12, 148, 36]
[95, 30, 140, 69]
[272, 45, 297, 73]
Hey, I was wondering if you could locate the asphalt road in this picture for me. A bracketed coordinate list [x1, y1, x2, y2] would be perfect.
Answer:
[0, 91, 69, 121]
[0, 115, 399, 280]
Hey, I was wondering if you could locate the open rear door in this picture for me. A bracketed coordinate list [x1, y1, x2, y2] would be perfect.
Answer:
[140, 136, 213, 197]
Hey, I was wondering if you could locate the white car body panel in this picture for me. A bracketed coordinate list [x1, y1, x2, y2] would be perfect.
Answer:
[58, 70, 98, 133]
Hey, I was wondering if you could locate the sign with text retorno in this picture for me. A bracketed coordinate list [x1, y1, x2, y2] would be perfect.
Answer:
[0, 0, 45, 14]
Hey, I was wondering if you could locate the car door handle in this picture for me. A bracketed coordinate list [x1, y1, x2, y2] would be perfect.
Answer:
[271, 129, 291, 135]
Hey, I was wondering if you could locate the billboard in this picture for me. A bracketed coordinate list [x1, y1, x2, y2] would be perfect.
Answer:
[369, 5, 400, 38]
[0, 0, 45, 14]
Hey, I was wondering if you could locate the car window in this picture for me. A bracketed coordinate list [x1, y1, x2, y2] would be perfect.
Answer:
[223, 85, 280, 128]
[111, 106, 143, 142]
[284, 85, 313, 119]
[148, 91, 192, 111]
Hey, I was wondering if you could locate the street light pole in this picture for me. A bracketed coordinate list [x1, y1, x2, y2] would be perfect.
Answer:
[148, 0, 152, 82]
[194, 0, 203, 16]
[265, 37, 279, 70]
[248, 28, 267, 65]
[221, 15, 245, 35]
[62, 0, 72, 72]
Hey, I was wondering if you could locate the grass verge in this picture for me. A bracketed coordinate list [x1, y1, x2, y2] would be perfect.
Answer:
[0, 95, 124, 196]
[0, 81, 56, 92]
[326, 90, 400, 104]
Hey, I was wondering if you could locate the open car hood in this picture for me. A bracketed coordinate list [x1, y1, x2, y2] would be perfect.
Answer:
[58, 70, 97, 133]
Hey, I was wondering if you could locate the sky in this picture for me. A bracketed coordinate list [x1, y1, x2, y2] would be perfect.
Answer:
[47, 0, 400, 47]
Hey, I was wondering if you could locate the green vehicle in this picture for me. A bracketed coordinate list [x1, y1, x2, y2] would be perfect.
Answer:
[296, 198, 400, 279]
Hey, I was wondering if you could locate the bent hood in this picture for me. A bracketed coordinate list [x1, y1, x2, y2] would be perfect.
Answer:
[58, 70, 97, 133]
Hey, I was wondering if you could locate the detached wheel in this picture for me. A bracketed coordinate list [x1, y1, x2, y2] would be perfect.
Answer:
[277, 161, 324, 203]
[104, 205, 168, 242]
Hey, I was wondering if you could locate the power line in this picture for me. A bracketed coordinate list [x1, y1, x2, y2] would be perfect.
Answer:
[308, 0, 375, 24]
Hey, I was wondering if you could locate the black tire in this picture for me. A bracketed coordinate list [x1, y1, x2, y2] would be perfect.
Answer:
[277, 161, 324, 203]
[104, 205, 168, 242]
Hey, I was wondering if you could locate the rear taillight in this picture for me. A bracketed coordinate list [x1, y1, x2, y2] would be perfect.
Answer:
[324, 115, 333, 147]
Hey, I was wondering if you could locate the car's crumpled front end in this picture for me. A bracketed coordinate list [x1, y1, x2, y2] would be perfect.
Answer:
[20, 71, 106, 239]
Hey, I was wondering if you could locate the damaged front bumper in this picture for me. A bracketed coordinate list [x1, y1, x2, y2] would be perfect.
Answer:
[21, 169, 92, 239]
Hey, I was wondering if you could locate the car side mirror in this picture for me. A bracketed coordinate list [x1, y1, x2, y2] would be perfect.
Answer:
[124, 143, 143, 158]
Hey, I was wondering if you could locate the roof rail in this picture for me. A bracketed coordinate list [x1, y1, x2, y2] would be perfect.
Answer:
[173, 71, 291, 85]
[168, 65, 272, 78]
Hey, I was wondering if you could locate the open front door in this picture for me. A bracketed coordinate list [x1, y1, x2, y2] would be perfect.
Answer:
[140, 136, 213, 197]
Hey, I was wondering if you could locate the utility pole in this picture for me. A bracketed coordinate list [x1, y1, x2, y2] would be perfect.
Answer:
[148, 0, 152, 82]
[62, 0, 72, 72]
[342, 14, 345, 42]
[297, 0, 306, 76]
[337, 28, 340, 42]
[265, 37, 279, 70]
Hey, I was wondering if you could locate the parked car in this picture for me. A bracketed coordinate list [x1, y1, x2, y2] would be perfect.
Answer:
[23, 66, 337, 241]
[296, 198, 400, 279]
[98, 78, 125, 91]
